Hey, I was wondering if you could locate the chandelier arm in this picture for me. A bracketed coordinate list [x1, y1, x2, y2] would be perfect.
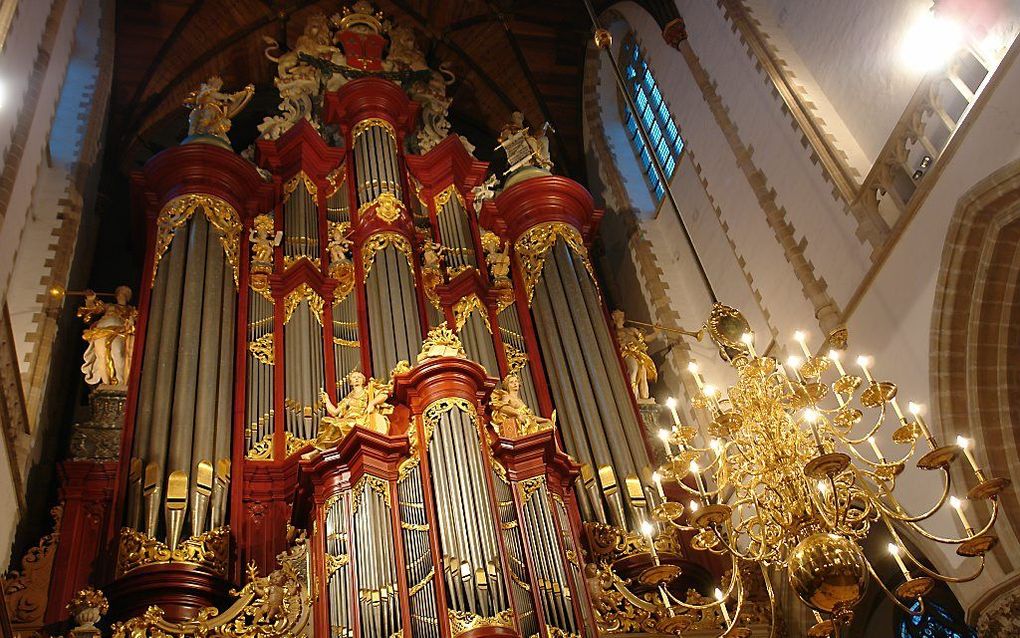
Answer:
[836, 406, 890, 446]
[902, 500, 999, 545]
[864, 557, 928, 616]
[880, 514, 988, 584]
[710, 522, 765, 563]
[758, 563, 778, 638]
[857, 466, 953, 523]
[662, 553, 742, 611]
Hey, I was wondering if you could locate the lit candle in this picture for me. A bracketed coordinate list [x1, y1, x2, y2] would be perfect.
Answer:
[813, 611, 824, 623]
[665, 396, 682, 427]
[658, 429, 673, 458]
[950, 496, 974, 534]
[690, 460, 708, 500]
[793, 330, 812, 358]
[856, 355, 875, 382]
[828, 350, 846, 376]
[687, 361, 705, 390]
[715, 588, 731, 625]
[786, 355, 803, 382]
[689, 500, 700, 513]
[956, 436, 985, 480]
[804, 408, 824, 451]
[887, 543, 911, 580]
[868, 436, 887, 463]
[703, 384, 720, 412]
[908, 402, 936, 447]
[740, 332, 757, 357]
[641, 520, 659, 562]
[890, 398, 907, 423]
[652, 471, 666, 500]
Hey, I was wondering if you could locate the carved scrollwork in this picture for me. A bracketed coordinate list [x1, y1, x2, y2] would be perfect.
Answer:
[2, 506, 62, 626]
[361, 231, 414, 277]
[153, 194, 242, 288]
[448, 608, 514, 637]
[116, 526, 230, 578]
[452, 294, 491, 332]
[248, 334, 274, 365]
[514, 222, 594, 303]
[282, 283, 325, 325]
[421, 397, 475, 452]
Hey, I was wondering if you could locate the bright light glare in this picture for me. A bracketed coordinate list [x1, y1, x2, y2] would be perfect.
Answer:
[793, 330, 806, 343]
[740, 332, 753, 345]
[956, 435, 971, 450]
[900, 11, 964, 72]
[703, 384, 717, 397]
[887, 542, 900, 556]
[950, 496, 963, 509]
[908, 402, 922, 415]
[689, 500, 700, 512]
[640, 520, 655, 537]
[827, 349, 841, 361]
[665, 396, 678, 410]
[714, 588, 725, 601]
[787, 355, 803, 369]
[652, 471, 662, 485]
[803, 408, 819, 423]
[856, 355, 872, 369]
[687, 361, 700, 374]
[658, 429, 671, 442]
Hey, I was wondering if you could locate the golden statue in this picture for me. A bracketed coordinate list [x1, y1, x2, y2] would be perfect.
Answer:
[78, 286, 138, 387]
[498, 111, 552, 172]
[316, 371, 393, 447]
[490, 374, 555, 437]
[611, 309, 658, 402]
[481, 231, 511, 283]
[183, 76, 255, 145]
[249, 215, 282, 265]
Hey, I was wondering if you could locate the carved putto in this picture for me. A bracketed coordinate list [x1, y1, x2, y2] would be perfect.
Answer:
[248, 214, 282, 292]
[327, 221, 353, 270]
[611, 309, 658, 402]
[471, 174, 498, 214]
[317, 371, 394, 446]
[78, 286, 138, 388]
[417, 325, 467, 361]
[498, 111, 553, 173]
[182, 76, 254, 145]
[490, 374, 555, 437]
[481, 231, 511, 283]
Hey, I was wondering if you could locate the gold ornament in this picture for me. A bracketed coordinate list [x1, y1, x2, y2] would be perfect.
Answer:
[283, 171, 318, 202]
[116, 526, 230, 578]
[514, 222, 595, 303]
[448, 608, 514, 637]
[787, 533, 869, 614]
[153, 194, 241, 288]
[452, 294, 491, 332]
[248, 334, 274, 365]
[416, 325, 467, 362]
[282, 283, 325, 325]
[361, 232, 414, 277]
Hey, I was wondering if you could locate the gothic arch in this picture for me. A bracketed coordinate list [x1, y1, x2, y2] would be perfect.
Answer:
[931, 158, 1020, 629]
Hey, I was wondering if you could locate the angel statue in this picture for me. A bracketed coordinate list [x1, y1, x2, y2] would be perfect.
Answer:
[498, 111, 552, 173]
[326, 222, 353, 268]
[471, 174, 498, 214]
[183, 76, 255, 145]
[611, 309, 658, 402]
[481, 231, 510, 283]
[316, 371, 393, 447]
[490, 374, 555, 438]
[78, 286, 138, 387]
[249, 215, 283, 265]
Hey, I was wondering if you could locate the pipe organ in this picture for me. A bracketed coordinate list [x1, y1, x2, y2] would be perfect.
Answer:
[46, 3, 661, 637]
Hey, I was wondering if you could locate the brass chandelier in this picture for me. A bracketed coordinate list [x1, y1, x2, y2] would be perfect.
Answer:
[587, 303, 1008, 637]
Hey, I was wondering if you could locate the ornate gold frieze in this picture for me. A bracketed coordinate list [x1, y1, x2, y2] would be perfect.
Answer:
[153, 194, 241, 288]
[324, 552, 349, 578]
[417, 325, 467, 362]
[282, 283, 324, 325]
[452, 294, 491, 332]
[433, 184, 465, 210]
[519, 476, 545, 504]
[504, 342, 528, 374]
[325, 166, 345, 198]
[361, 231, 414, 277]
[285, 432, 313, 457]
[112, 533, 311, 638]
[358, 191, 405, 223]
[420, 397, 475, 452]
[116, 526, 230, 578]
[282, 254, 320, 270]
[351, 475, 390, 514]
[283, 171, 318, 202]
[352, 117, 396, 139]
[514, 222, 595, 303]
[248, 334, 274, 365]
[247, 434, 273, 461]
[448, 608, 514, 637]
[3, 506, 62, 628]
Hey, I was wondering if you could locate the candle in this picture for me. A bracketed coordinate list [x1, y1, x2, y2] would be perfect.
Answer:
[740, 332, 757, 357]
[687, 362, 705, 390]
[868, 436, 886, 463]
[856, 355, 875, 382]
[641, 520, 659, 562]
[703, 385, 720, 412]
[828, 350, 846, 376]
[813, 611, 824, 623]
[950, 496, 974, 534]
[690, 460, 708, 499]
[715, 588, 731, 625]
[652, 471, 666, 500]
[794, 330, 812, 358]
[786, 355, 803, 382]
[956, 436, 985, 480]
[689, 500, 700, 513]
[665, 397, 682, 427]
[657, 429, 673, 458]
[804, 409, 823, 450]
[890, 398, 907, 423]
[908, 402, 937, 447]
[887, 543, 911, 580]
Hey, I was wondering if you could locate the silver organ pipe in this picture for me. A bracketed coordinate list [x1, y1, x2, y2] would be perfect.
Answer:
[325, 492, 352, 638]
[284, 297, 326, 443]
[495, 303, 541, 410]
[284, 179, 320, 264]
[246, 290, 275, 459]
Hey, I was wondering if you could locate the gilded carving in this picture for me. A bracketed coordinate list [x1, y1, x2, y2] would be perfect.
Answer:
[422, 397, 475, 451]
[610, 309, 658, 403]
[448, 608, 514, 637]
[358, 191, 405, 223]
[361, 232, 413, 276]
[248, 334, 274, 366]
[283, 171, 318, 202]
[183, 77, 254, 145]
[249, 214, 281, 294]
[77, 287, 137, 388]
[247, 434, 273, 461]
[514, 222, 594, 303]
[316, 371, 393, 447]
[3, 506, 62, 626]
[416, 325, 467, 362]
[285, 432, 314, 457]
[116, 526, 230, 578]
[433, 184, 464, 211]
[351, 476, 390, 514]
[351, 117, 396, 139]
[327, 221, 355, 299]
[111, 533, 311, 638]
[66, 587, 109, 630]
[282, 283, 325, 325]
[490, 374, 555, 438]
[452, 294, 490, 332]
[153, 194, 242, 288]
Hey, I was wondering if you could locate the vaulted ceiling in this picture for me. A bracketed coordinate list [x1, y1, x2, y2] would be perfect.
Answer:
[110, 0, 679, 179]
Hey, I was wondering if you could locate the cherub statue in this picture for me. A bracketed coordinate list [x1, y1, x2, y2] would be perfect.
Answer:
[78, 286, 138, 387]
[611, 309, 658, 402]
[490, 374, 556, 437]
[317, 371, 393, 447]
[481, 231, 510, 282]
[262, 14, 338, 82]
[249, 215, 283, 265]
[249, 568, 288, 625]
[471, 174, 498, 214]
[183, 76, 255, 144]
[327, 222, 353, 268]
[421, 239, 448, 272]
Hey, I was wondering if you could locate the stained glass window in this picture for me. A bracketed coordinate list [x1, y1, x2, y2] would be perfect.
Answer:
[899, 600, 977, 638]
[621, 38, 684, 202]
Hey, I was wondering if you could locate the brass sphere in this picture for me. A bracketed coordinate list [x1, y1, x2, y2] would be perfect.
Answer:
[788, 533, 869, 613]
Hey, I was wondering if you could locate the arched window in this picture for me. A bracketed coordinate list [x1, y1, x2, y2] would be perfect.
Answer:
[899, 600, 976, 638]
[620, 36, 684, 202]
